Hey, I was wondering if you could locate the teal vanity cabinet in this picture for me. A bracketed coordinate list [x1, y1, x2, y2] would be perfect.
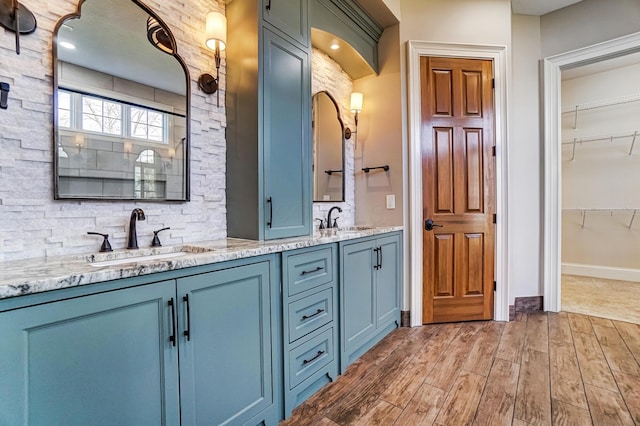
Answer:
[282, 244, 339, 416]
[339, 232, 402, 372]
[226, 0, 311, 241]
[0, 256, 282, 426]
[0, 280, 180, 426]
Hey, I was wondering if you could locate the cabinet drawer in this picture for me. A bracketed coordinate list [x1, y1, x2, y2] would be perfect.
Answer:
[286, 246, 334, 296]
[288, 288, 333, 342]
[288, 328, 334, 389]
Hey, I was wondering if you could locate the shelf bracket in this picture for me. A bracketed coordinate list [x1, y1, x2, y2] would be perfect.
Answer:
[580, 210, 586, 228]
[629, 131, 638, 156]
[571, 138, 577, 161]
[629, 210, 637, 229]
[573, 105, 578, 129]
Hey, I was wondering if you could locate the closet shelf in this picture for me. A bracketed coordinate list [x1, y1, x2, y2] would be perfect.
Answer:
[561, 93, 640, 129]
[563, 208, 638, 229]
[562, 130, 638, 160]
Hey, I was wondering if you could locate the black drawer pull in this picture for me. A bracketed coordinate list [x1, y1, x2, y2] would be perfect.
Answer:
[301, 266, 324, 275]
[183, 294, 191, 341]
[302, 308, 325, 321]
[302, 350, 325, 365]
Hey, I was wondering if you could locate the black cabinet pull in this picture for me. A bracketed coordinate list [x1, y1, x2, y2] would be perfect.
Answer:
[302, 308, 325, 321]
[267, 197, 273, 228]
[302, 350, 325, 365]
[168, 298, 176, 347]
[266, 0, 271, 10]
[373, 247, 380, 270]
[301, 266, 323, 275]
[378, 246, 383, 269]
[183, 294, 191, 341]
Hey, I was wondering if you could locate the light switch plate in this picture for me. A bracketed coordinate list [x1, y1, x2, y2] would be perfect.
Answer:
[386, 194, 395, 209]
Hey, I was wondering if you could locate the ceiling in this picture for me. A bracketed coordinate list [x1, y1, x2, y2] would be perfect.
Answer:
[562, 51, 640, 80]
[511, 0, 584, 16]
[56, 0, 186, 95]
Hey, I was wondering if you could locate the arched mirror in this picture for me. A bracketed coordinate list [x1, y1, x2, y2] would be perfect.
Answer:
[53, 0, 189, 200]
[312, 91, 345, 202]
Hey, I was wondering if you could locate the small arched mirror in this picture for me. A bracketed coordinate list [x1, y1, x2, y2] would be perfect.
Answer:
[53, 0, 189, 200]
[312, 91, 345, 202]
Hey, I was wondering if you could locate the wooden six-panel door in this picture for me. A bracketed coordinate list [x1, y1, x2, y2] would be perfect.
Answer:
[421, 57, 495, 324]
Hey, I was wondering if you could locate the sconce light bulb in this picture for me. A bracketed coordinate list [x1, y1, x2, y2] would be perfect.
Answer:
[330, 43, 339, 50]
[350, 92, 363, 113]
[205, 12, 227, 52]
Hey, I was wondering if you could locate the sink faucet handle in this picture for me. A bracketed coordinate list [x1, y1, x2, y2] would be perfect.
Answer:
[151, 227, 170, 247]
[332, 217, 340, 229]
[87, 232, 113, 252]
[315, 218, 325, 230]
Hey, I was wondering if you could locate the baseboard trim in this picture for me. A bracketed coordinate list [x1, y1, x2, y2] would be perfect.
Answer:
[509, 296, 544, 321]
[562, 263, 640, 283]
[401, 310, 411, 327]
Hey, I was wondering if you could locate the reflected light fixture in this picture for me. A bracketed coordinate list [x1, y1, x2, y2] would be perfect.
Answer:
[198, 11, 227, 106]
[330, 42, 339, 50]
[344, 92, 363, 147]
[59, 41, 75, 50]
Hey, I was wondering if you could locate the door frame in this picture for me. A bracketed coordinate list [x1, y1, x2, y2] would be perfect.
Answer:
[406, 41, 509, 325]
[542, 32, 640, 312]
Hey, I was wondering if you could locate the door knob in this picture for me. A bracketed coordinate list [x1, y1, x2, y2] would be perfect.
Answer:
[425, 219, 443, 231]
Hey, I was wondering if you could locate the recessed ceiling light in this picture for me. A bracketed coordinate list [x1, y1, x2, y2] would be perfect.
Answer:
[60, 41, 76, 50]
[330, 43, 339, 50]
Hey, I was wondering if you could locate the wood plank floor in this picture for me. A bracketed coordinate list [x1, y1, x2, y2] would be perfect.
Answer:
[280, 312, 640, 426]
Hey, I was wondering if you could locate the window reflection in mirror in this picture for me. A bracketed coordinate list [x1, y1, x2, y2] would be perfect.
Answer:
[53, 0, 190, 200]
[312, 91, 345, 202]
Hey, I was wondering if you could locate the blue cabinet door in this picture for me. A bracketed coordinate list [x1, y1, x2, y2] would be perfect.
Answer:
[177, 261, 280, 425]
[262, 28, 311, 240]
[261, 0, 309, 47]
[0, 280, 180, 426]
[376, 234, 402, 327]
[340, 239, 376, 357]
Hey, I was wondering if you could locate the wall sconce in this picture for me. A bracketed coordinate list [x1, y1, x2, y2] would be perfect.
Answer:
[198, 11, 227, 107]
[0, 0, 37, 55]
[344, 92, 363, 148]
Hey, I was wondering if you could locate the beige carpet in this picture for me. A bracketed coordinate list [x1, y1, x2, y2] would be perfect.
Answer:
[562, 274, 640, 324]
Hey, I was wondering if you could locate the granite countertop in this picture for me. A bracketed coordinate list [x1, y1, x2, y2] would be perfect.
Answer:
[0, 226, 402, 300]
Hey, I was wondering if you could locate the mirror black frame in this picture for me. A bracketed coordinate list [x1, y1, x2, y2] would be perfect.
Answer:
[312, 90, 346, 203]
[52, 0, 191, 201]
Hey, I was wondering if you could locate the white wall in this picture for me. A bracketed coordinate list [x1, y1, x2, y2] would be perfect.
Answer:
[510, 14, 543, 302]
[561, 62, 640, 272]
[540, 0, 640, 57]
[0, 0, 226, 262]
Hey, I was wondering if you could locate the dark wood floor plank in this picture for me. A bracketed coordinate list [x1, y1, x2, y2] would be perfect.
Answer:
[392, 383, 446, 426]
[434, 371, 486, 426]
[514, 348, 552, 425]
[613, 370, 640, 425]
[572, 331, 618, 391]
[424, 322, 484, 392]
[549, 340, 588, 409]
[584, 384, 635, 426]
[524, 312, 549, 354]
[592, 323, 640, 375]
[568, 313, 594, 335]
[462, 321, 505, 376]
[496, 318, 527, 363]
[473, 358, 519, 426]
[380, 323, 460, 408]
[613, 321, 640, 363]
[548, 312, 572, 343]
[314, 418, 340, 426]
[352, 399, 402, 426]
[551, 399, 593, 426]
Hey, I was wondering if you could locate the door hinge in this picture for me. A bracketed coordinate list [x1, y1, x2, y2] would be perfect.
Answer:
[492, 146, 496, 157]
[493, 214, 497, 224]
[492, 78, 495, 89]
[494, 281, 497, 291]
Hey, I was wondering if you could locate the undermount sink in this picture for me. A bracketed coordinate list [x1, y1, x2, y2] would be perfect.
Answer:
[88, 251, 189, 268]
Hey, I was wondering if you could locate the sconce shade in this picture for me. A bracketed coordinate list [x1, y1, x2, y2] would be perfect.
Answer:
[205, 11, 227, 51]
[350, 92, 363, 113]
